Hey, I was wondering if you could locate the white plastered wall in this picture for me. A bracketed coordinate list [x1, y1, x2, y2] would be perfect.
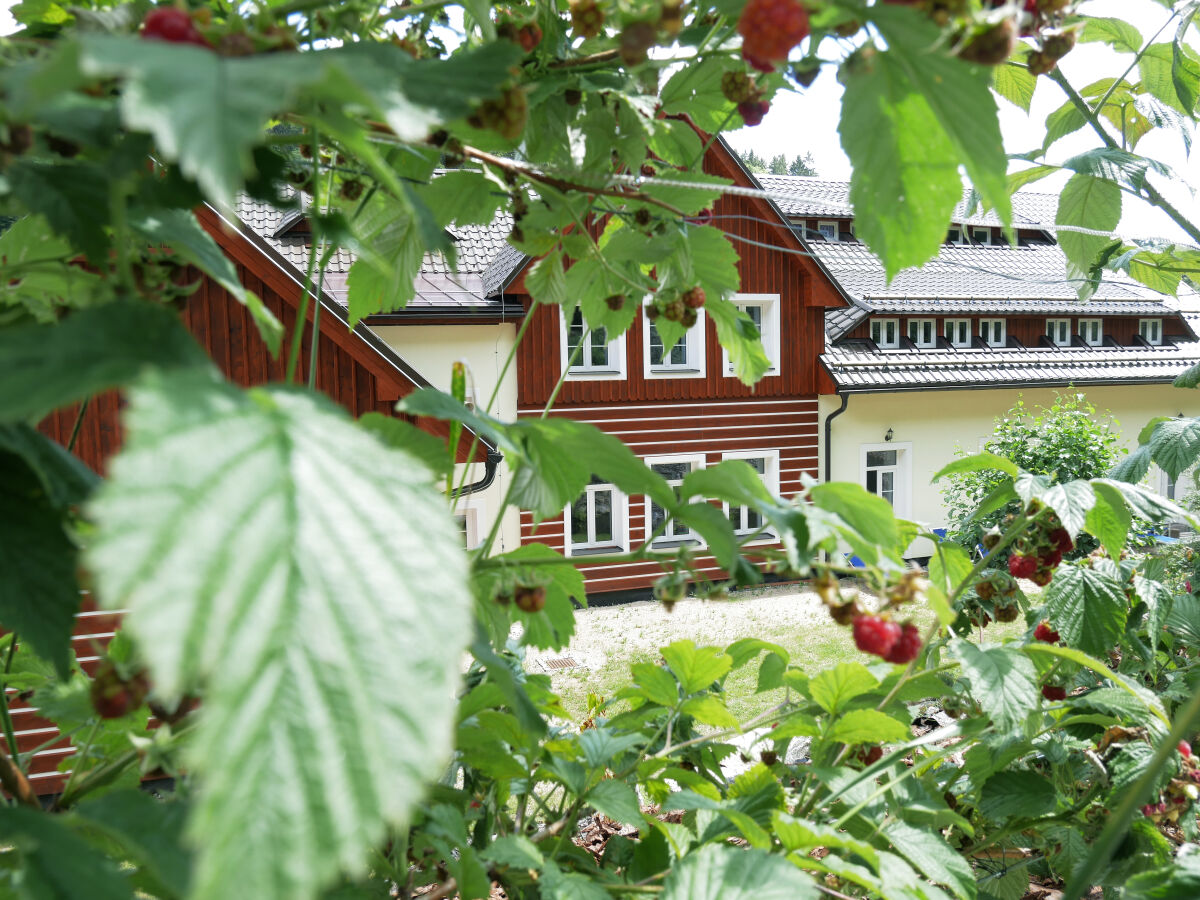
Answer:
[371, 323, 522, 555]
[818, 384, 1200, 558]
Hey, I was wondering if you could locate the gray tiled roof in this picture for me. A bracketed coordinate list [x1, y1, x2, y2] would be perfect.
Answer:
[822, 341, 1200, 392]
[756, 175, 1058, 228]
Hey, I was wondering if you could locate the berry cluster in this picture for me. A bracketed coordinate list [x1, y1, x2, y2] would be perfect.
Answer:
[645, 286, 704, 329]
[1034, 620, 1060, 643]
[90, 661, 151, 720]
[495, 582, 547, 612]
[736, 0, 810, 73]
[1007, 514, 1073, 587]
[816, 569, 927, 664]
[720, 69, 772, 126]
[1141, 740, 1200, 826]
[965, 567, 1020, 628]
[467, 86, 529, 141]
[570, 0, 605, 38]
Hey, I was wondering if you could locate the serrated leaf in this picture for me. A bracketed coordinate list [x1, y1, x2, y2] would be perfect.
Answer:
[993, 61, 1036, 112]
[0, 422, 97, 509]
[827, 708, 910, 744]
[1176, 361, 1200, 389]
[883, 819, 976, 899]
[1043, 564, 1128, 656]
[808, 481, 899, 549]
[1080, 18, 1143, 54]
[659, 57, 738, 133]
[345, 191, 425, 325]
[86, 371, 473, 900]
[357, 412, 451, 480]
[955, 641, 1037, 733]
[1140, 43, 1194, 114]
[660, 641, 732, 695]
[1041, 479, 1096, 537]
[1043, 99, 1089, 151]
[1086, 481, 1131, 560]
[588, 779, 644, 826]
[979, 769, 1057, 821]
[631, 662, 679, 707]
[1023, 643, 1167, 725]
[809, 662, 879, 716]
[772, 813, 879, 869]
[74, 790, 192, 899]
[7, 157, 111, 262]
[705, 296, 771, 385]
[662, 844, 818, 900]
[0, 301, 211, 424]
[1056, 174, 1122, 300]
[0, 806, 134, 900]
[481, 835, 543, 870]
[525, 249, 568, 306]
[680, 694, 739, 728]
[1146, 417, 1200, 480]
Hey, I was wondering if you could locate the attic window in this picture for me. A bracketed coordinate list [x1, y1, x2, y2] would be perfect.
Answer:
[817, 221, 839, 241]
[1140, 318, 1163, 345]
[946, 227, 962, 244]
[971, 227, 991, 245]
[1046, 318, 1071, 347]
[945, 318, 971, 348]
[870, 318, 900, 349]
[1078, 318, 1103, 347]
[906, 319, 936, 348]
[980, 318, 1005, 348]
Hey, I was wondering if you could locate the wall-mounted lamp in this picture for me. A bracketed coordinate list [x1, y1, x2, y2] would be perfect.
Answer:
[884, 428, 894, 442]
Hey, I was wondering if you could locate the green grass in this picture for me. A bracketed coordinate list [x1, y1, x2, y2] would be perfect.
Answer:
[547, 584, 1034, 722]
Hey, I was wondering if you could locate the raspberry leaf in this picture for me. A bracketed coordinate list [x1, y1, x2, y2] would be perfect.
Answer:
[1055, 173, 1123, 301]
[1043, 562, 1128, 656]
[954, 641, 1038, 734]
[661, 844, 819, 900]
[85, 371, 473, 900]
[1085, 482, 1132, 560]
[809, 662, 879, 716]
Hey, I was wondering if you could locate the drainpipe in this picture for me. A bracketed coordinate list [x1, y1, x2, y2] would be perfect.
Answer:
[823, 393, 850, 483]
[455, 448, 504, 496]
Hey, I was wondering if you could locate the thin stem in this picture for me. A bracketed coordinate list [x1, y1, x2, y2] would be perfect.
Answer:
[66, 397, 91, 453]
[547, 49, 620, 69]
[307, 157, 335, 391]
[0, 636, 20, 776]
[1091, 13, 1176, 116]
[58, 719, 101, 802]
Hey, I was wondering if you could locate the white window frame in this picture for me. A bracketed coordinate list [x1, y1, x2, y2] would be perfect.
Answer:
[945, 318, 972, 348]
[722, 450, 780, 543]
[1078, 318, 1103, 347]
[564, 479, 628, 557]
[871, 318, 900, 350]
[1046, 318, 1072, 347]
[1140, 318, 1163, 345]
[644, 453, 706, 547]
[907, 318, 937, 349]
[860, 442, 912, 519]
[724, 293, 780, 376]
[980, 318, 1006, 348]
[561, 307, 626, 380]
[643, 310, 706, 379]
[452, 500, 484, 550]
[817, 220, 839, 241]
[946, 227, 963, 245]
[971, 227, 991, 245]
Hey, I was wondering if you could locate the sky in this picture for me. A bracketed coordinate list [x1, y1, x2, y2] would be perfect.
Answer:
[724, 0, 1200, 245]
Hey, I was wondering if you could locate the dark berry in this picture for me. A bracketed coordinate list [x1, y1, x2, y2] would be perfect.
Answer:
[791, 63, 820, 87]
[760, 749, 778, 766]
[90, 662, 150, 720]
[957, 18, 1017, 66]
[856, 745, 883, 765]
[1041, 684, 1067, 702]
[604, 293, 626, 311]
[645, 304, 661, 321]
[570, 0, 605, 38]
[619, 21, 656, 65]
[994, 603, 1019, 623]
[681, 307, 698, 328]
[339, 179, 365, 201]
[976, 580, 996, 601]
[681, 286, 706, 309]
[564, 88, 583, 106]
[634, 208, 653, 227]
[142, 7, 210, 47]
[659, 0, 684, 36]
[1009, 553, 1037, 579]
[517, 23, 543, 52]
[514, 584, 546, 613]
[737, 0, 810, 70]
[737, 99, 770, 127]
[852, 615, 901, 658]
[882, 623, 922, 664]
[1049, 528, 1073, 554]
[1034, 621, 1060, 643]
[468, 86, 529, 141]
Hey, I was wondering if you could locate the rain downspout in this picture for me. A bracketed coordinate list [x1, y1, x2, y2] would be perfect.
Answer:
[823, 393, 849, 483]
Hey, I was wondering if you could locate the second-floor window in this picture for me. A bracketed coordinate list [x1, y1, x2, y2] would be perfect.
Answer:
[871, 318, 900, 349]
[945, 318, 971, 348]
[725, 295, 780, 375]
[1140, 318, 1163, 345]
[1078, 318, 1103, 347]
[907, 319, 936, 348]
[1047, 318, 1071, 347]
[645, 311, 705, 378]
[980, 318, 1006, 348]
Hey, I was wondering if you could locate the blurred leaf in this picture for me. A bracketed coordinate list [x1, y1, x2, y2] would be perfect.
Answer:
[0, 806, 133, 900]
[661, 844, 818, 900]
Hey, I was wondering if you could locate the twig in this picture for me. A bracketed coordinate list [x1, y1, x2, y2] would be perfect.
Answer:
[547, 49, 621, 69]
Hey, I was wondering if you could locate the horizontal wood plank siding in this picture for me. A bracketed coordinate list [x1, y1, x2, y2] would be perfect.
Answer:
[517, 398, 817, 595]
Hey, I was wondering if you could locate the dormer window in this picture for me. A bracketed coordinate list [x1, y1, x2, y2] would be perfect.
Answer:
[971, 227, 991, 245]
[980, 318, 1005, 348]
[1140, 318, 1163, 345]
[1078, 318, 1103, 347]
[1047, 318, 1071, 347]
[946, 227, 962, 244]
[870, 318, 900, 349]
[907, 319, 936, 348]
[945, 318, 971, 348]
[817, 220, 839, 241]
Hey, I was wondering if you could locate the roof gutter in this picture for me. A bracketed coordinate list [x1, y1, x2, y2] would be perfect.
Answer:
[823, 376, 1191, 395]
[455, 448, 504, 496]
[823, 393, 849, 484]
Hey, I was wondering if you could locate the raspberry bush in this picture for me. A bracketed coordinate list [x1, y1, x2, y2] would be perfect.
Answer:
[2, 0, 1200, 899]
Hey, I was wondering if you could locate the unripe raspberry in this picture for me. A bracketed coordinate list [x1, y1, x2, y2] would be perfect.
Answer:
[957, 18, 1017, 66]
[662, 298, 686, 322]
[468, 87, 529, 141]
[738, 99, 770, 127]
[833, 19, 860, 38]
[604, 294, 626, 311]
[994, 603, 1019, 623]
[721, 70, 755, 105]
[882, 623, 922, 664]
[518, 23, 543, 52]
[681, 286, 706, 308]
[827, 600, 859, 626]
[1041, 30, 1076, 59]
[760, 749, 778, 766]
[976, 579, 996, 601]
[645, 304, 661, 321]
[570, 0, 605, 38]
[565, 88, 583, 106]
[339, 179, 364, 201]
[216, 32, 256, 57]
[791, 63, 820, 87]
[620, 21, 656, 65]
[1030, 567, 1053, 587]
[658, 0, 684, 36]
[737, 0, 810, 71]
[514, 584, 546, 613]
[852, 614, 901, 658]
[681, 307, 698, 328]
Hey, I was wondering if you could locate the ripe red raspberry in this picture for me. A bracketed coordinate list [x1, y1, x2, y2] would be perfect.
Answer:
[856, 745, 883, 766]
[737, 0, 810, 71]
[737, 99, 770, 127]
[1034, 621, 1060, 643]
[1179, 740, 1193, 758]
[1009, 553, 1037, 579]
[1049, 528, 1073, 554]
[1041, 684, 1067, 702]
[693, 208, 713, 226]
[142, 7, 210, 47]
[852, 615, 901, 658]
[90, 662, 150, 719]
[1039, 549, 1063, 569]
[517, 23, 543, 52]
[883, 623, 922, 664]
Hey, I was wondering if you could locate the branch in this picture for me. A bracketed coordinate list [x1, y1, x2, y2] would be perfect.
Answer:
[547, 49, 621, 69]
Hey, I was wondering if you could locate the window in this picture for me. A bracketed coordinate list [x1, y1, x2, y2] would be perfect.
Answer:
[723, 451, 780, 539]
[907, 319, 936, 348]
[567, 477, 626, 555]
[1046, 318, 1071, 347]
[817, 220, 839, 241]
[946, 227, 962, 244]
[646, 455, 704, 545]
[1078, 318, 1103, 347]
[971, 227, 991, 245]
[725, 294, 780, 375]
[980, 318, 1006, 347]
[945, 318, 971, 348]
[451, 503, 483, 549]
[644, 310, 705, 378]
[871, 318, 900, 349]
[860, 442, 912, 518]
[561, 307, 625, 379]
[1140, 318, 1163, 345]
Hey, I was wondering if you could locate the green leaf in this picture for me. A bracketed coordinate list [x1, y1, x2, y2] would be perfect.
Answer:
[808, 481, 899, 550]
[993, 61, 1036, 113]
[705, 295, 771, 385]
[1056, 174, 1122, 300]
[809, 662, 879, 716]
[74, 790, 192, 899]
[928, 542, 973, 626]
[525, 249, 568, 307]
[673, 501, 745, 574]
[1041, 479, 1096, 537]
[0, 806, 134, 900]
[1086, 482, 1131, 561]
[838, 45, 964, 279]
[1140, 43, 1195, 114]
[1043, 99, 1089, 151]
[827, 708, 910, 744]
[679, 458, 772, 506]
[882, 819, 976, 900]
[932, 452, 1018, 481]
[481, 835, 543, 870]
[660, 640, 733, 695]
[482, 543, 585, 651]
[0, 301, 212, 424]
[85, 371, 473, 900]
[681, 694, 740, 728]
[357, 412, 451, 480]
[631, 661, 680, 707]
[772, 813, 879, 869]
[1176, 361, 1200, 390]
[659, 57, 738, 133]
[0, 422, 97, 509]
[345, 191, 425, 325]
[1059, 148, 1175, 194]
[954, 641, 1037, 733]
[540, 862, 611, 900]
[1172, 13, 1200, 116]
[1110, 445, 1153, 484]
[129, 206, 282, 355]
[588, 779, 644, 826]
[1043, 563, 1128, 656]
[396, 388, 518, 457]
[1080, 17, 1144, 54]
[0, 451, 81, 678]
[661, 845, 818, 900]
[1146, 417, 1200, 480]
[7, 157, 111, 263]
[979, 770, 1057, 821]
[1094, 478, 1190, 524]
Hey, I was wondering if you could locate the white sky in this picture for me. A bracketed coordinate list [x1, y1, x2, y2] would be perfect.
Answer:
[725, 0, 1200, 244]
